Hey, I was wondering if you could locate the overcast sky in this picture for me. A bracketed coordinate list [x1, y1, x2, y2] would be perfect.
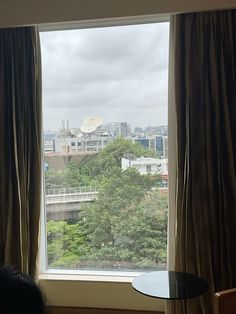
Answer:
[40, 22, 169, 131]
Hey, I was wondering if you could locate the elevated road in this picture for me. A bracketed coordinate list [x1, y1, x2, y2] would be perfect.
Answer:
[46, 186, 98, 204]
[45, 186, 98, 220]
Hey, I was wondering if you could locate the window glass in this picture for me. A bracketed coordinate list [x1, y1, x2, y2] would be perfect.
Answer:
[41, 22, 169, 272]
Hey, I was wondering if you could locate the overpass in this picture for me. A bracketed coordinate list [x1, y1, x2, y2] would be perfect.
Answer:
[46, 186, 98, 220]
[45, 186, 168, 221]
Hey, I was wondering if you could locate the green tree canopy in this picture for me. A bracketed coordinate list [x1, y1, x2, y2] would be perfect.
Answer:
[85, 137, 156, 179]
[46, 137, 167, 270]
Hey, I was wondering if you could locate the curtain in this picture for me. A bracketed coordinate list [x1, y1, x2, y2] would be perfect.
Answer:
[0, 27, 42, 278]
[173, 10, 236, 314]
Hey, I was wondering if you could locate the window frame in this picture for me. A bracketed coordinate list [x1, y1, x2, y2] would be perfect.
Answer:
[39, 15, 173, 312]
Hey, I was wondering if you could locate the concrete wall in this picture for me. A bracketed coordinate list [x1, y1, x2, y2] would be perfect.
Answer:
[45, 153, 97, 170]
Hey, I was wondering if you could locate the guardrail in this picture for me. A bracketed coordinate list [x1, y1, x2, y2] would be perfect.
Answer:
[45, 186, 98, 204]
[46, 186, 98, 195]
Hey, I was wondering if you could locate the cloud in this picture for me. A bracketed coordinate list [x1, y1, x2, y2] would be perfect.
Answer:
[40, 22, 169, 130]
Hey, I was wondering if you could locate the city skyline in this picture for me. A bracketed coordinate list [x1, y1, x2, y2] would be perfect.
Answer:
[40, 22, 169, 130]
[44, 119, 168, 133]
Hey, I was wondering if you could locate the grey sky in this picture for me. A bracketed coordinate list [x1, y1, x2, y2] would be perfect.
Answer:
[40, 22, 169, 131]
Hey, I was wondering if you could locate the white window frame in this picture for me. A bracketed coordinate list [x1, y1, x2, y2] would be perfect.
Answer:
[39, 15, 174, 312]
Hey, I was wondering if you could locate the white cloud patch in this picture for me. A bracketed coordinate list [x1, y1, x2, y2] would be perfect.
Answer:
[40, 22, 169, 130]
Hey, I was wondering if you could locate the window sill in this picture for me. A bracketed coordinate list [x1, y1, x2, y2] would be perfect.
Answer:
[39, 270, 139, 283]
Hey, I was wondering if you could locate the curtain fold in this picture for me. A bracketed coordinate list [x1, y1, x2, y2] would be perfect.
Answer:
[0, 27, 42, 278]
[173, 10, 236, 314]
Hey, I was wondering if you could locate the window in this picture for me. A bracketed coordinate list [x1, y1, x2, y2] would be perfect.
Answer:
[41, 22, 169, 274]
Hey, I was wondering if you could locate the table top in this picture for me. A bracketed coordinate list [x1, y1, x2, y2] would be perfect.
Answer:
[132, 271, 208, 300]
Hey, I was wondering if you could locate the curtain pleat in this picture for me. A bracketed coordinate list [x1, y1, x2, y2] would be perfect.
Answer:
[173, 10, 236, 314]
[0, 27, 42, 278]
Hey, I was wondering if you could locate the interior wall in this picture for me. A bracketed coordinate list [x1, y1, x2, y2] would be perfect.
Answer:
[1, 0, 236, 28]
[39, 278, 165, 312]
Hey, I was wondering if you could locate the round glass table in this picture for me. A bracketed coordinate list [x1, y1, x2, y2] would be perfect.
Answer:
[132, 271, 208, 300]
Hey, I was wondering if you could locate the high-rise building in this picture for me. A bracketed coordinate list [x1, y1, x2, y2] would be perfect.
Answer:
[162, 135, 168, 158]
[156, 135, 163, 152]
[101, 122, 129, 138]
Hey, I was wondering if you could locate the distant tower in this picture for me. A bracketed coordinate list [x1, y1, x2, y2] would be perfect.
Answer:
[156, 136, 163, 152]
[61, 119, 69, 130]
[120, 122, 128, 137]
[162, 135, 168, 158]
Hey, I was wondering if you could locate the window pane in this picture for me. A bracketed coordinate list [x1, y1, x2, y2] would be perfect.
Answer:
[41, 22, 169, 272]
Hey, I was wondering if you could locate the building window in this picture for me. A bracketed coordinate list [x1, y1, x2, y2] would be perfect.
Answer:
[41, 21, 169, 273]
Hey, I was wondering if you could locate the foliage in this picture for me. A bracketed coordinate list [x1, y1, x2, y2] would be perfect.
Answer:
[45, 169, 67, 189]
[45, 163, 97, 189]
[85, 137, 156, 179]
[47, 220, 85, 267]
[65, 162, 98, 187]
[45, 138, 158, 188]
[78, 189, 167, 269]
[46, 138, 167, 270]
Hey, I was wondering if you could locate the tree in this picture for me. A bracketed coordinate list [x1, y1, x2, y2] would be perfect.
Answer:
[65, 162, 98, 187]
[78, 171, 167, 269]
[47, 220, 85, 268]
[45, 137, 159, 188]
[85, 137, 156, 179]
[46, 138, 167, 269]
[45, 168, 67, 189]
[114, 190, 167, 268]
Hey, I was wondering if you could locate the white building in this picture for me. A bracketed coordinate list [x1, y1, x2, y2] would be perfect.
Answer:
[121, 157, 168, 175]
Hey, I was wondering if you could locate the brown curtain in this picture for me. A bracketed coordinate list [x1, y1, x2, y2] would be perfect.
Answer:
[173, 10, 236, 314]
[0, 27, 42, 278]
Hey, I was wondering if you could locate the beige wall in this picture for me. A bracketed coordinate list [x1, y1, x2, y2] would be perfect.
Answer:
[1, 0, 236, 28]
[40, 277, 164, 311]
